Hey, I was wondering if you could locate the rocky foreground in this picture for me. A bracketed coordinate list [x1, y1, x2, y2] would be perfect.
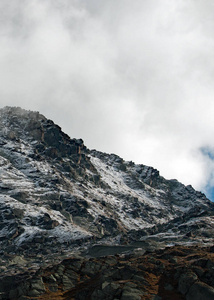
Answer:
[0, 245, 214, 300]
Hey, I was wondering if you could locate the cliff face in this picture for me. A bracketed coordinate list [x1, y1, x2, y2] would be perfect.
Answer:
[0, 106, 213, 299]
[1, 245, 214, 300]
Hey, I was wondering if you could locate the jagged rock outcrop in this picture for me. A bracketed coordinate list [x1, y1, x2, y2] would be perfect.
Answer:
[0, 106, 213, 299]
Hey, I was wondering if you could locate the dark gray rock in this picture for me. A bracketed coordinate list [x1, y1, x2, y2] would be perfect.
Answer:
[121, 289, 142, 300]
[8, 289, 18, 299]
[62, 274, 75, 291]
[99, 281, 122, 299]
[178, 271, 198, 295]
[43, 274, 58, 292]
[186, 281, 214, 300]
[164, 283, 174, 291]
[27, 277, 46, 297]
[80, 260, 102, 277]
[132, 274, 146, 283]
[151, 296, 162, 300]
[14, 281, 31, 299]
[91, 289, 106, 300]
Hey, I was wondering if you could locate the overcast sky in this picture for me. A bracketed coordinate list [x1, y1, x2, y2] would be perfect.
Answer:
[1, 0, 214, 199]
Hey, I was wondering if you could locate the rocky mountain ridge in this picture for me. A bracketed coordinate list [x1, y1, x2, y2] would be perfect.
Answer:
[0, 106, 213, 299]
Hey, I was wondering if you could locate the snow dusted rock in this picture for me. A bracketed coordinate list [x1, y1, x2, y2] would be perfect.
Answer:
[0, 106, 213, 275]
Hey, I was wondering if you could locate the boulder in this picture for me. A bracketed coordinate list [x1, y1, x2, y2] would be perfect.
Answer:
[178, 271, 198, 295]
[186, 281, 214, 300]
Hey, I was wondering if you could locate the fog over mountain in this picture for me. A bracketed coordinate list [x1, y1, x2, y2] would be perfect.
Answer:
[1, 0, 214, 199]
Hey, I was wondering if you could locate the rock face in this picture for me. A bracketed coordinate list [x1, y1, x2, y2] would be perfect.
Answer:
[0, 106, 213, 299]
[1, 245, 214, 300]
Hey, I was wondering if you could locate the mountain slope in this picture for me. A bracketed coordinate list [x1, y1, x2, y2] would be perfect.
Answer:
[0, 106, 213, 273]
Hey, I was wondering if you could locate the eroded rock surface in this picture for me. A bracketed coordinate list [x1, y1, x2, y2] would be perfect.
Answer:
[0, 245, 214, 300]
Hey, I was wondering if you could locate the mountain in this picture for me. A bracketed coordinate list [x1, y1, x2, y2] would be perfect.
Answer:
[0, 106, 213, 299]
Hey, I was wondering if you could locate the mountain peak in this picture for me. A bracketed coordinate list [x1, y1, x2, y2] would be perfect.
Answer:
[0, 106, 46, 123]
[0, 106, 85, 159]
[0, 107, 213, 298]
[0, 106, 46, 141]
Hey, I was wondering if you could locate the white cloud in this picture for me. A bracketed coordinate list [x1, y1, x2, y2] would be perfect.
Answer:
[0, 0, 214, 198]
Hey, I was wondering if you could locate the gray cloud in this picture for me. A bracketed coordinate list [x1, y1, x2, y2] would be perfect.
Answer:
[1, 0, 214, 197]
